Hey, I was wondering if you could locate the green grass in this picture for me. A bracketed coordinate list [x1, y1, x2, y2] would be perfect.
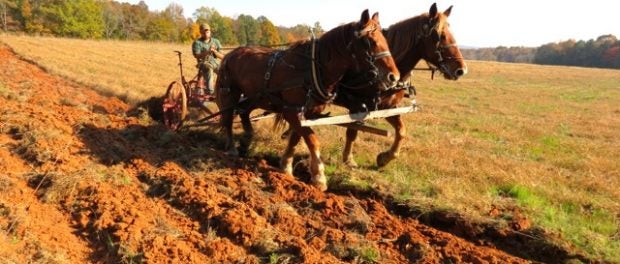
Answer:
[492, 184, 620, 260]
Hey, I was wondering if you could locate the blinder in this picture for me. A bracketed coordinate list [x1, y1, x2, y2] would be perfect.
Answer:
[342, 24, 394, 90]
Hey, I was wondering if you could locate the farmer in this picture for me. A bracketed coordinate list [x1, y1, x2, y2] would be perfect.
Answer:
[192, 23, 224, 94]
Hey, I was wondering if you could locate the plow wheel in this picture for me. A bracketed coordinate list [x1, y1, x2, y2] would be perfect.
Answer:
[162, 81, 188, 130]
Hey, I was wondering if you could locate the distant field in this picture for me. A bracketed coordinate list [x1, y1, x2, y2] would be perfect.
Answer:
[2, 34, 619, 261]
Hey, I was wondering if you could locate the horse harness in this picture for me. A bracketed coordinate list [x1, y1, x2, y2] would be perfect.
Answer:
[243, 36, 384, 118]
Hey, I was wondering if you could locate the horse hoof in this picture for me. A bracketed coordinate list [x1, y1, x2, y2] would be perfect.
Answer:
[312, 181, 328, 191]
[311, 175, 328, 191]
[344, 159, 359, 168]
[226, 148, 239, 157]
[376, 151, 395, 167]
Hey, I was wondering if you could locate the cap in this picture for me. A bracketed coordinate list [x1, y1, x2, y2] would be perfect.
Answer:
[199, 23, 211, 31]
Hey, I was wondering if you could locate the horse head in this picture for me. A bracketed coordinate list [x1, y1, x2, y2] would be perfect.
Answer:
[321, 10, 400, 91]
[419, 3, 467, 80]
[352, 10, 400, 89]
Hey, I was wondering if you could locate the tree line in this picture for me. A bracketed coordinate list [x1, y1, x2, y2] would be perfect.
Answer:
[461, 34, 620, 69]
[0, 0, 325, 46]
[2, 1, 618, 69]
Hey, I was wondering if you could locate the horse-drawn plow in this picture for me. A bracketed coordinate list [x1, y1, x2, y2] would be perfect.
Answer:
[162, 51, 419, 137]
[160, 3, 467, 191]
[162, 48, 419, 136]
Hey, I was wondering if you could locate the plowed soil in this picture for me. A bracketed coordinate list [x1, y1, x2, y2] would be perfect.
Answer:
[0, 45, 586, 263]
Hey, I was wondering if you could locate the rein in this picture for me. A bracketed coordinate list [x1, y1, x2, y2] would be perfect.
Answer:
[310, 38, 334, 102]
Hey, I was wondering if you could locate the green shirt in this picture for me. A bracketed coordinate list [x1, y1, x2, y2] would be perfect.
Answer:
[192, 37, 222, 64]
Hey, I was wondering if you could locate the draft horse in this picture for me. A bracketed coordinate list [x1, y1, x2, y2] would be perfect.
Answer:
[335, 3, 468, 167]
[215, 10, 400, 191]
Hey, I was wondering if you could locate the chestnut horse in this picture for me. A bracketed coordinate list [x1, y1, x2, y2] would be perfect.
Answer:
[335, 3, 468, 167]
[215, 10, 400, 191]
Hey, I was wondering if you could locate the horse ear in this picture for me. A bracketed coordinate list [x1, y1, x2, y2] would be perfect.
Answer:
[429, 3, 438, 18]
[371, 12, 379, 22]
[360, 9, 370, 25]
[444, 5, 453, 17]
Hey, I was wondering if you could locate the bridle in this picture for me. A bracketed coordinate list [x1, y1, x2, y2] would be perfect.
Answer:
[420, 20, 465, 80]
[424, 42, 463, 80]
[339, 24, 393, 90]
[314, 22, 394, 96]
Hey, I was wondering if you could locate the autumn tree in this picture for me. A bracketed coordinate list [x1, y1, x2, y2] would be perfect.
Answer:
[0, 0, 17, 31]
[257, 15, 280, 46]
[101, 1, 122, 38]
[534, 34, 620, 69]
[145, 11, 175, 41]
[118, 1, 149, 40]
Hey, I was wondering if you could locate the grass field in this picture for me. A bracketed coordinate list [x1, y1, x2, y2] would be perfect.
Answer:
[2, 34, 619, 262]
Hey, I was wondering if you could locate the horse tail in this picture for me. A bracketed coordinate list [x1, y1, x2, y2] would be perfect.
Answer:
[272, 113, 286, 130]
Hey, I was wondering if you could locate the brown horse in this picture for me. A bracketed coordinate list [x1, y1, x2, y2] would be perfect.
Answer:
[215, 10, 400, 191]
[335, 3, 468, 167]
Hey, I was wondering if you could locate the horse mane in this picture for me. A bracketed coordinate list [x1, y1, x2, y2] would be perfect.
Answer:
[318, 22, 357, 62]
[384, 12, 448, 63]
[285, 22, 355, 62]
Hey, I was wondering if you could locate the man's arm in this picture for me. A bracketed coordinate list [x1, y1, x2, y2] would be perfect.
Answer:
[211, 40, 224, 59]
[211, 47, 224, 60]
[192, 41, 212, 60]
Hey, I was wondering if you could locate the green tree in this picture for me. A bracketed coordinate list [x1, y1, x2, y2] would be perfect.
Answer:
[47, 0, 103, 38]
[163, 3, 188, 42]
[193, 6, 236, 45]
[219, 16, 237, 46]
[235, 14, 259, 46]
[145, 12, 175, 41]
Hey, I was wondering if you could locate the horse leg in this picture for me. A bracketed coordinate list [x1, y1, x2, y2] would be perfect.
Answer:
[301, 128, 328, 191]
[342, 128, 359, 167]
[280, 129, 301, 175]
[282, 115, 327, 191]
[220, 108, 238, 156]
[377, 115, 405, 167]
[217, 83, 241, 156]
[238, 111, 254, 157]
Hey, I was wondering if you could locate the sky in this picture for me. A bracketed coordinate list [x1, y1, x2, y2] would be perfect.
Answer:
[122, 0, 620, 48]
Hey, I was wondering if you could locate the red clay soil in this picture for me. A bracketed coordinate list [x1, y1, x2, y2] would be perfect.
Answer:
[0, 45, 587, 263]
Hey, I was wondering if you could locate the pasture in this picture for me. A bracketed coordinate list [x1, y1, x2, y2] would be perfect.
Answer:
[1, 34, 619, 261]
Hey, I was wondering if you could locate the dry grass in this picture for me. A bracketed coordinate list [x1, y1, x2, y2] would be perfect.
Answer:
[1, 34, 619, 261]
[0, 34, 198, 104]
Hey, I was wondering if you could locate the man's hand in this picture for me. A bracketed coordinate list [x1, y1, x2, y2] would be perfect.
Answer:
[210, 47, 224, 59]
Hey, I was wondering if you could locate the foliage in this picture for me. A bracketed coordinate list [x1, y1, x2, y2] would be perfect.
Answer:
[461, 46, 536, 63]
[462, 34, 620, 69]
[235, 14, 259, 46]
[257, 16, 280, 46]
[1, 0, 18, 31]
[534, 34, 620, 69]
[47, 0, 104, 38]
[2, 1, 327, 46]
[193, 6, 236, 45]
